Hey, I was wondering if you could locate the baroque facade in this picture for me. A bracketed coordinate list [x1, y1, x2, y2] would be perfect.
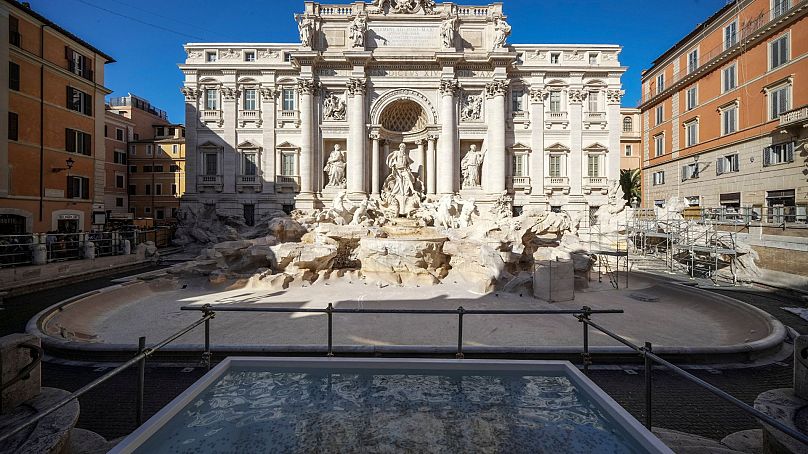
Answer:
[180, 0, 626, 221]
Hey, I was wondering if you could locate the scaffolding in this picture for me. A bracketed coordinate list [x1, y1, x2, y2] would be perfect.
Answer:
[578, 211, 630, 289]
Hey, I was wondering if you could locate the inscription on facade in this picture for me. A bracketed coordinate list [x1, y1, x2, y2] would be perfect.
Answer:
[368, 25, 439, 49]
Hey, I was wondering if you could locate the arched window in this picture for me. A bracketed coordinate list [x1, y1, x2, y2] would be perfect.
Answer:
[623, 116, 633, 132]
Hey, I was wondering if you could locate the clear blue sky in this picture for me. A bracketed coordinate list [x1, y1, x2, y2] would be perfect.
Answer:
[31, 0, 727, 123]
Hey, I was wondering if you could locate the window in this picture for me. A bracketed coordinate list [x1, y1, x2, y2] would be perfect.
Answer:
[9, 62, 19, 90]
[281, 153, 296, 176]
[67, 176, 90, 199]
[588, 53, 598, 65]
[143, 165, 152, 173]
[724, 20, 737, 49]
[622, 117, 633, 132]
[128, 184, 136, 195]
[721, 104, 738, 135]
[243, 89, 257, 111]
[652, 171, 665, 186]
[769, 84, 791, 120]
[170, 164, 180, 172]
[155, 126, 165, 137]
[283, 52, 292, 62]
[686, 86, 697, 110]
[145, 184, 151, 195]
[587, 154, 601, 177]
[65, 48, 92, 80]
[129, 145, 136, 156]
[511, 90, 524, 112]
[244, 51, 256, 62]
[204, 153, 218, 175]
[772, 0, 790, 19]
[763, 141, 794, 166]
[153, 165, 164, 173]
[243, 153, 258, 175]
[550, 52, 560, 64]
[716, 154, 739, 175]
[171, 183, 177, 195]
[155, 184, 162, 195]
[65, 128, 91, 155]
[549, 91, 561, 113]
[655, 105, 663, 125]
[8, 112, 18, 141]
[654, 134, 664, 157]
[548, 155, 562, 177]
[114, 150, 126, 164]
[144, 207, 151, 214]
[129, 165, 137, 173]
[156, 209, 165, 220]
[684, 120, 698, 147]
[770, 35, 789, 70]
[512, 154, 527, 177]
[205, 89, 218, 110]
[66, 87, 92, 115]
[206, 51, 217, 62]
[9, 16, 20, 47]
[681, 163, 699, 181]
[685, 196, 700, 207]
[115, 174, 124, 189]
[656, 73, 664, 94]
[116, 197, 124, 208]
[114, 128, 123, 141]
[687, 49, 698, 73]
[146, 144, 153, 156]
[722, 64, 736, 93]
[282, 88, 295, 111]
[624, 145, 632, 157]
[588, 91, 599, 112]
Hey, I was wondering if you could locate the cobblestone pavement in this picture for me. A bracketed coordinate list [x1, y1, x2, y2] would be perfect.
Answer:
[4, 269, 806, 442]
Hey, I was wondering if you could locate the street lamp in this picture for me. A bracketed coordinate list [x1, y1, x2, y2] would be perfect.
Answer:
[52, 157, 76, 173]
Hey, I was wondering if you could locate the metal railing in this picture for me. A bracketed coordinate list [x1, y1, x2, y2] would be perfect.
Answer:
[0, 235, 35, 267]
[3, 304, 808, 448]
[0, 343, 42, 414]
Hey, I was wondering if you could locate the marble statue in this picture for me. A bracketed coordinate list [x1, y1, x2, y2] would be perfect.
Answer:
[371, 0, 437, 14]
[457, 198, 476, 228]
[491, 190, 513, 220]
[440, 14, 458, 49]
[323, 92, 346, 120]
[297, 15, 315, 47]
[461, 144, 485, 188]
[349, 15, 367, 48]
[324, 145, 347, 189]
[435, 195, 455, 229]
[492, 17, 511, 50]
[385, 143, 417, 197]
[461, 94, 482, 121]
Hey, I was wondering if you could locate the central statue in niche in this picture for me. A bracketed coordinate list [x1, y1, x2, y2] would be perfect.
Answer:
[381, 143, 424, 217]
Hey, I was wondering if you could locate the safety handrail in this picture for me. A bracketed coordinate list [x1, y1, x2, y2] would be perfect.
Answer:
[0, 343, 43, 397]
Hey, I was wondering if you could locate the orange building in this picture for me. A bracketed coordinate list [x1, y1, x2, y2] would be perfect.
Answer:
[1, 0, 114, 234]
[104, 109, 134, 219]
[640, 0, 807, 214]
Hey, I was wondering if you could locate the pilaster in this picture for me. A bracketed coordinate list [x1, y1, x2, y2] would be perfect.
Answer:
[529, 87, 547, 203]
[484, 79, 508, 194]
[181, 83, 200, 195]
[438, 78, 459, 194]
[260, 82, 278, 195]
[220, 70, 238, 196]
[568, 87, 585, 201]
[347, 77, 367, 197]
[296, 77, 317, 207]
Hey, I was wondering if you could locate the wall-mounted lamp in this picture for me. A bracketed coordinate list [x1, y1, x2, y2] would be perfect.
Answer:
[52, 157, 75, 173]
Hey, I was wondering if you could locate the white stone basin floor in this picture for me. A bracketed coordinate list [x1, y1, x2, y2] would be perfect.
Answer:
[38, 272, 777, 352]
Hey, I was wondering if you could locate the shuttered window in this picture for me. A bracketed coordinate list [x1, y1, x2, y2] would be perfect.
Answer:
[65, 47, 93, 81]
[66, 176, 90, 199]
[66, 86, 92, 116]
[770, 35, 789, 70]
[9, 62, 19, 91]
[8, 112, 18, 141]
[65, 128, 91, 155]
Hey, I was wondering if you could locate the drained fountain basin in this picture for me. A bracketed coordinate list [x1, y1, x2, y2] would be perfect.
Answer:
[110, 358, 671, 453]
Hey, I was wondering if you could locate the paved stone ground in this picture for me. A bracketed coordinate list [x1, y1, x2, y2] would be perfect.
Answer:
[3, 266, 806, 443]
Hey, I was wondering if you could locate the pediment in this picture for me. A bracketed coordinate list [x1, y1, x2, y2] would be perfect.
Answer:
[276, 141, 298, 150]
[583, 142, 609, 152]
[237, 140, 261, 149]
[509, 142, 531, 152]
[198, 140, 222, 149]
[545, 142, 570, 152]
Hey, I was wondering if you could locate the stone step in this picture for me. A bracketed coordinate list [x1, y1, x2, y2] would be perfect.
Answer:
[66, 428, 114, 454]
[0, 387, 79, 454]
[720, 429, 763, 454]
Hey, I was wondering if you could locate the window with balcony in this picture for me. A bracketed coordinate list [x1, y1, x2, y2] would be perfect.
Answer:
[205, 89, 218, 110]
[66, 87, 92, 116]
[655, 105, 663, 125]
[768, 83, 791, 120]
[65, 128, 91, 156]
[683, 86, 697, 110]
[548, 155, 562, 177]
[512, 154, 527, 177]
[622, 116, 633, 132]
[681, 163, 699, 181]
[721, 103, 738, 135]
[772, 0, 790, 19]
[280, 153, 296, 176]
[722, 64, 736, 93]
[548, 91, 562, 113]
[243, 153, 258, 176]
[656, 73, 665, 94]
[724, 20, 737, 49]
[243, 89, 257, 111]
[684, 119, 698, 147]
[716, 153, 739, 175]
[282, 88, 295, 111]
[587, 91, 599, 112]
[9, 62, 19, 91]
[204, 152, 218, 175]
[770, 34, 789, 70]
[652, 171, 665, 186]
[9, 112, 18, 141]
[763, 141, 794, 166]
[654, 134, 664, 157]
[587, 154, 601, 177]
[687, 49, 698, 73]
[67, 176, 90, 199]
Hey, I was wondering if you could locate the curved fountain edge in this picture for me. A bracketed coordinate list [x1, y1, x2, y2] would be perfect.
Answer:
[25, 272, 789, 366]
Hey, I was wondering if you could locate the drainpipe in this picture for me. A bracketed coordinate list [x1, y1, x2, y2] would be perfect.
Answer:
[39, 24, 46, 224]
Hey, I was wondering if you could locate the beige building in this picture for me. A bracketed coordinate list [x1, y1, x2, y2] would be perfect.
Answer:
[127, 125, 186, 223]
[620, 108, 641, 171]
[103, 109, 134, 218]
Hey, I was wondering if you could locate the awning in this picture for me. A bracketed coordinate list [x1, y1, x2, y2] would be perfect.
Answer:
[719, 192, 741, 203]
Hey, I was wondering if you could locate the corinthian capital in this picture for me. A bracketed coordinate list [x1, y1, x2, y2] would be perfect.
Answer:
[528, 88, 548, 104]
[485, 79, 510, 98]
[439, 78, 460, 96]
[346, 78, 367, 96]
[606, 89, 624, 104]
[221, 87, 239, 100]
[180, 86, 200, 101]
[568, 89, 586, 104]
[297, 78, 318, 95]
[260, 86, 278, 101]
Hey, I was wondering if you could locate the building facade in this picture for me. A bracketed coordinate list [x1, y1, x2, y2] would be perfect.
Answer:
[180, 0, 626, 222]
[103, 109, 134, 218]
[107, 94, 186, 224]
[620, 108, 641, 171]
[640, 0, 808, 214]
[1, 0, 114, 233]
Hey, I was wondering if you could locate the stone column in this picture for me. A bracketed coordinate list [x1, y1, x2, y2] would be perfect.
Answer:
[416, 139, 425, 186]
[485, 80, 509, 193]
[568, 88, 584, 197]
[426, 135, 437, 195]
[260, 85, 277, 195]
[180, 87, 200, 195]
[347, 78, 367, 198]
[529, 88, 547, 198]
[606, 89, 623, 185]
[297, 78, 316, 197]
[438, 79, 459, 195]
[370, 132, 380, 196]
